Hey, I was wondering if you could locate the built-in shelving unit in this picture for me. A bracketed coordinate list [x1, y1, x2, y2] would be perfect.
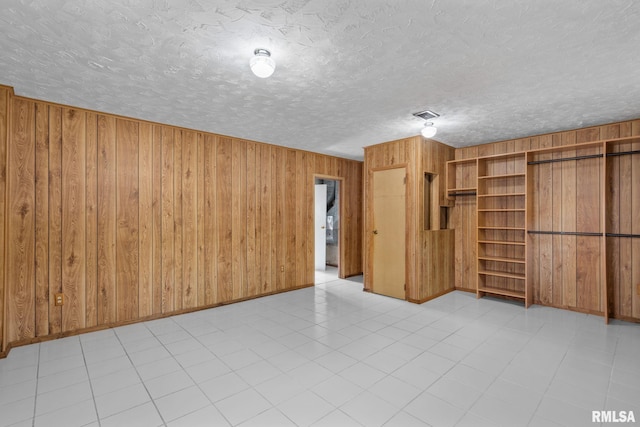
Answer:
[446, 135, 640, 323]
[476, 152, 529, 306]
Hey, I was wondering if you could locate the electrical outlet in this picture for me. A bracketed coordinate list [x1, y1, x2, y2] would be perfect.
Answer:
[54, 293, 64, 306]
[280, 265, 285, 272]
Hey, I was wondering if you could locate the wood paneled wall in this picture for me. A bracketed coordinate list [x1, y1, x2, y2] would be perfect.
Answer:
[1, 87, 363, 351]
[453, 119, 640, 320]
[364, 136, 455, 302]
[0, 86, 10, 352]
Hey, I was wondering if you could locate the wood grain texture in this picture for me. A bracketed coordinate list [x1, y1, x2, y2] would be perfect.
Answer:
[1, 88, 363, 350]
[364, 137, 454, 300]
[138, 122, 153, 317]
[48, 106, 63, 333]
[0, 87, 10, 350]
[34, 102, 49, 336]
[115, 119, 139, 321]
[181, 130, 198, 309]
[160, 126, 175, 313]
[97, 115, 117, 324]
[85, 112, 98, 327]
[7, 97, 36, 342]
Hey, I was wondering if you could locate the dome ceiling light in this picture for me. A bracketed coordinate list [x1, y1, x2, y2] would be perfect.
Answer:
[413, 109, 440, 139]
[250, 48, 276, 78]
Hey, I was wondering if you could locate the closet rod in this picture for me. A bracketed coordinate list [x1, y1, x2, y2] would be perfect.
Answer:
[606, 233, 640, 239]
[605, 149, 640, 158]
[527, 230, 603, 237]
[527, 153, 603, 165]
[448, 191, 477, 196]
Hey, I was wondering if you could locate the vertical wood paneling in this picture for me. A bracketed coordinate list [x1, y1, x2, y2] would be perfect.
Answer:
[61, 108, 86, 332]
[138, 123, 153, 317]
[231, 140, 247, 299]
[0, 87, 8, 350]
[34, 103, 49, 336]
[173, 131, 183, 310]
[181, 130, 198, 309]
[85, 113, 98, 327]
[285, 150, 297, 288]
[97, 115, 116, 324]
[561, 133, 577, 308]
[196, 133, 205, 306]
[115, 119, 139, 321]
[161, 127, 175, 313]
[259, 145, 272, 293]
[151, 126, 163, 314]
[2, 89, 364, 351]
[48, 107, 63, 333]
[204, 135, 217, 304]
[246, 142, 257, 297]
[216, 137, 233, 302]
[7, 98, 36, 342]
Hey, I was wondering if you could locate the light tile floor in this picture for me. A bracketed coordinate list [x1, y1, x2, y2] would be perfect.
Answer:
[1, 272, 639, 427]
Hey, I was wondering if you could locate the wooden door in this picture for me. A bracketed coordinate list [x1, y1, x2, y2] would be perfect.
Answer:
[372, 167, 406, 299]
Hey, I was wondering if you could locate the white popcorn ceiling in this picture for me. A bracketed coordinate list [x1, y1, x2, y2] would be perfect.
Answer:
[1, 0, 640, 160]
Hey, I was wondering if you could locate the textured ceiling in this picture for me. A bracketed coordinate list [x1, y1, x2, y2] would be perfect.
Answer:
[1, 0, 639, 160]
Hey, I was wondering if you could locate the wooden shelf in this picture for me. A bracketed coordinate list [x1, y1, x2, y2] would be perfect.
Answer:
[477, 193, 525, 198]
[478, 226, 525, 231]
[478, 173, 525, 180]
[478, 270, 525, 280]
[478, 240, 525, 246]
[478, 286, 525, 299]
[478, 256, 525, 264]
[447, 187, 476, 193]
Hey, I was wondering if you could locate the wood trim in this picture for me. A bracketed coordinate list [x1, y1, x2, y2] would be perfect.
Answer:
[407, 287, 455, 304]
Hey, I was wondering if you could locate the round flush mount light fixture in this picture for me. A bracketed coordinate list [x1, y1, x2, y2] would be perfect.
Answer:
[250, 48, 276, 78]
[421, 122, 437, 138]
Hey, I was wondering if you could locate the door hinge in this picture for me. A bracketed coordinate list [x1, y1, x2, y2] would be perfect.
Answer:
[403, 176, 407, 184]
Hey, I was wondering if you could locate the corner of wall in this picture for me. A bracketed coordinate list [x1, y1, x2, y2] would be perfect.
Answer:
[0, 85, 12, 353]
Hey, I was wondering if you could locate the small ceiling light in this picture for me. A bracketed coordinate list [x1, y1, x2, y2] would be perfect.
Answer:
[250, 48, 275, 78]
[421, 122, 437, 138]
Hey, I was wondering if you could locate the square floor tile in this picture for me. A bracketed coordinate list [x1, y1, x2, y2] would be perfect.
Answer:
[200, 371, 249, 402]
[312, 409, 363, 427]
[100, 402, 163, 427]
[145, 369, 195, 399]
[404, 392, 465, 427]
[277, 390, 334, 427]
[339, 363, 386, 389]
[94, 382, 150, 419]
[33, 398, 96, 427]
[155, 385, 210, 423]
[312, 375, 364, 407]
[36, 381, 93, 416]
[254, 373, 306, 405]
[166, 405, 230, 427]
[367, 375, 421, 408]
[340, 391, 398, 427]
[238, 408, 296, 427]
[216, 388, 272, 426]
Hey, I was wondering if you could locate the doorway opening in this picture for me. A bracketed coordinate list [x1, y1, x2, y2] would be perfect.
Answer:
[315, 177, 340, 283]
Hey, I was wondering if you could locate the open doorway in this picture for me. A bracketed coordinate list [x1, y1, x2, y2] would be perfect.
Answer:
[315, 177, 340, 283]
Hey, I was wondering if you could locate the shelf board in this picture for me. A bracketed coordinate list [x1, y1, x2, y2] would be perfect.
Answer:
[477, 209, 525, 212]
[477, 193, 525, 197]
[448, 158, 477, 164]
[478, 240, 526, 246]
[479, 270, 526, 280]
[447, 187, 476, 193]
[478, 256, 526, 264]
[478, 226, 525, 231]
[478, 286, 525, 299]
[478, 173, 525, 180]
